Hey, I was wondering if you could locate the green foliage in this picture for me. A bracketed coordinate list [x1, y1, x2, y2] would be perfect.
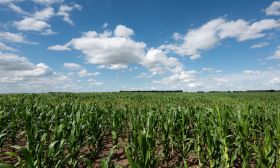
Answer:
[0, 92, 279, 167]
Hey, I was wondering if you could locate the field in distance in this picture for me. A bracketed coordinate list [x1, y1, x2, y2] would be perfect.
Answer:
[0, 92, 279, 167]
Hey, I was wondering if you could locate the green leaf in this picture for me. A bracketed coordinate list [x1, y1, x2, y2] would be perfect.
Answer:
[125, 147, 138, 168]
[55, 153, 72, 168]
[11, 146, 35, 168]
[0, 133, 6, 140]
[0, 152, 17, 157]
[0, 163, 15, 168]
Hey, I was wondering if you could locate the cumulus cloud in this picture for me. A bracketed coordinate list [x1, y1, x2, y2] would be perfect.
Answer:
[204, 69, 280, 91]
[218, 19, 280, 41]
[0, 55, 102, 92]
[142, 48, 183, 75]
[33, 6, 55, 20]
[68, 25, 146, 66]
[63, 62, 100, 77]
[0, 53, 53, 83]
[207, 69, 280, 91]
[265, 1, 280, 16]
[114, 24, 134, 37]
[153, 70, 196, 85]
[51, 25, 186, 74]
[172, 32, 183, 41]
[57, 4, 81, 25]
[14, 15, 52, 33]
[151, 68, 280, 91]
[3, 3, 55, 32]
[12, 2, 81, 34]
[164, 18, 224, 59]
[14, 7, 55, 32]
[164, 18, 280, 59]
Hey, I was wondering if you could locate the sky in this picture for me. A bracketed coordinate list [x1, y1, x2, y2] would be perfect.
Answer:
[1, 0, 280, 93]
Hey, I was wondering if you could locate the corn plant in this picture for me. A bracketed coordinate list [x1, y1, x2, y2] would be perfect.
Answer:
[0, 92, 279, 167]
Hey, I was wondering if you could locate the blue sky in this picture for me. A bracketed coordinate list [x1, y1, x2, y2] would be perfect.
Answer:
[1, 0, 280, 92]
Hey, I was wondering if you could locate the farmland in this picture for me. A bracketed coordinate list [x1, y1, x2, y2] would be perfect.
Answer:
[0, 92, 280, 167]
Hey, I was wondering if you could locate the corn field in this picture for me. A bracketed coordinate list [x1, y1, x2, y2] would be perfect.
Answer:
[0, 92, 280, 168]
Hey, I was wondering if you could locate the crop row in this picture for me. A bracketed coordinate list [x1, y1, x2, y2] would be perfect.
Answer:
[0, 93, 279, 167]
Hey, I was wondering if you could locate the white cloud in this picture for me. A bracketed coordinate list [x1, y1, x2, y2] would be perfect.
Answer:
[202, 69, 280, 91]
[0, 53, 53, 83]
[48, 44, 70, 51]
[153, 70, 196, 85]
[142, 48, 183, 75]
[202, 67, 213, 72]
[98, 64, 128, 70]
[0, 54, 103, 93]
[172, 32, 183, 41]
[69, 25, 146, 66]
[269, 77, 280, 84]
[0, 32, 25, 43]
[114, 24, 134, 38]
[151, 68, 280, 91]
[165, 18, 224, 59]
[13, 3, 81, 34]
[6, 2, 28, 15]
[77, 70, 88, 77]
[135, 72, 153, 79]
[77, 70, 99, 77]
[52, 25, 187, 75]
[57, 4, 81, 25]
[268, 46, 280, 59]
[41, 29, 55, 35]
[32, 0, 63, 5]
[4, 3, 56, 33]
[63, 62, 100, 77]
[208, 69, 280, 91]
[0, 0, 28, 15]
[63, 62, 82, 70]
[14, 7, 55, 32]
[243, 70, 261, 75]
[0, 71, 82, 93]
[88, 78, 103, 85]
[20, 63, 52, 77]
[14, 17, 51, 32]
[0, 42, 15, 51]
[33, 6, 54, 20]
[250, 42, 269, 49]
[165, 18, 280, 59]
[265, 1, 280, 16]
[215, 78, 228, 86]
[0, 0, 21, 3]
